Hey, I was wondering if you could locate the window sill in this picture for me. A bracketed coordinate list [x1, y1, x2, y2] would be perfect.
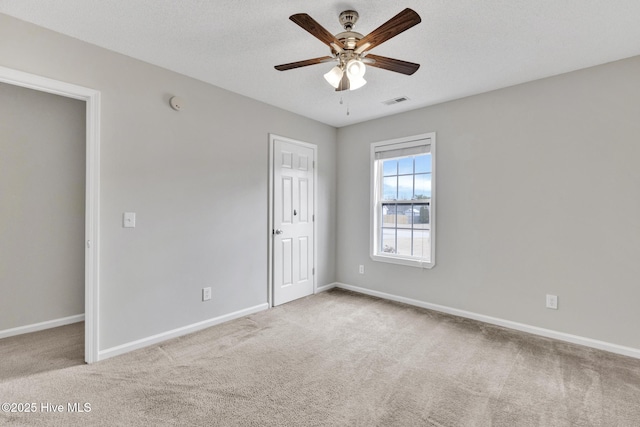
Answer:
[370, 253, 435, 269]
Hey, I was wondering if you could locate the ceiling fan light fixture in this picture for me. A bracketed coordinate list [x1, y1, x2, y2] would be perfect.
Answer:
[324, 66, 343, 88]
[346, 58, 366, 78]
[348, 76, 367, 91]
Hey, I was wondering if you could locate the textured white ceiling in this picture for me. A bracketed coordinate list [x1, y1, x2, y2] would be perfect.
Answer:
[2, 0, 640, 127]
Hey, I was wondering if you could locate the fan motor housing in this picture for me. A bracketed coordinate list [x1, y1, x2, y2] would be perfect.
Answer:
[336, 11, 363, 51]
[335, 31, 363, 50]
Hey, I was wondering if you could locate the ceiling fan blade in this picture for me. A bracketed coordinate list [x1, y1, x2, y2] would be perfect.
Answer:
[274, 56, 335, 71]
[290, 13, 345, 49]
[355, 8, 421, 53]
[365, 54, 420, 75]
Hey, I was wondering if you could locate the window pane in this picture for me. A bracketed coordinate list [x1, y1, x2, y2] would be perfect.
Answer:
[383, 176, 397, 200]
[383, 160, 397, 176]
[412, 229, 430, 260]
[415, 154, 431, 173]
[414, 204, 430, 227]
[384, 204, 399, 215]
[381, 228, 396, 254]
[398, 175, 413, 200]
[382, 204, 396, 228]
[395, 228, 412, 256]
[398, 157, 413, 175]
[397, 206, 412, 229]
[414, 173, 431, 198]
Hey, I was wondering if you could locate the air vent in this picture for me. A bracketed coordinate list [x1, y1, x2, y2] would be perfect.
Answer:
[382, 96, 410, 106]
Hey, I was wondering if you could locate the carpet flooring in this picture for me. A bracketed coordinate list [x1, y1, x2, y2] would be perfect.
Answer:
[0, 322, 84, 383]
[1, 288, 639, 426]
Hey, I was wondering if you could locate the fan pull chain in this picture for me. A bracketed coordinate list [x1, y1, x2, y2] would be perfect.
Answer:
[338, 94, 351, 115]
[340, 93, 350, 116]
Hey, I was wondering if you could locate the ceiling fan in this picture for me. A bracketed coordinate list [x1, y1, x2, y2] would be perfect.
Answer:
[275, 8, 422, 91]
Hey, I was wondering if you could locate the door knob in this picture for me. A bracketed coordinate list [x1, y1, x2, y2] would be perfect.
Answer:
[274, 229, 283, 235]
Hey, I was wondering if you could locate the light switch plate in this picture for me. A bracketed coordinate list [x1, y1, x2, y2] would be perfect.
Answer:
[123, 212, 136, 228]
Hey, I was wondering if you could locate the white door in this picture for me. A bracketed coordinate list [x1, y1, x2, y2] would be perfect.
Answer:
[272, 137, 315, 306]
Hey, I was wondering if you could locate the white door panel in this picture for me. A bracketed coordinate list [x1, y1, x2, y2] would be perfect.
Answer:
[299, 178, 309, 222]
[272, 138, 315, 306]
[298, 237, 309, 281]
[282, 176, 293, 224]
[282, 238, 293, 286]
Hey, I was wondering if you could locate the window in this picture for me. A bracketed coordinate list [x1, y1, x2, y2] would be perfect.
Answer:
[370, 133, 435, 268]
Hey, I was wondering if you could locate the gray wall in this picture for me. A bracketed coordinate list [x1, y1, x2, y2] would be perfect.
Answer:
[0, 82, 85, 329]
[0, 14, 337, 350]
[336, 55, 640, 349]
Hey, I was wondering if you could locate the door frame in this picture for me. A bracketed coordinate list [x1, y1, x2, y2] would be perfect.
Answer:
[0, 66, 101, 364]
[268, 134, 317, 307]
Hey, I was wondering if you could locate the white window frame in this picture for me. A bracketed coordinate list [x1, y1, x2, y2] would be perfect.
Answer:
[370, 132, 436, 269]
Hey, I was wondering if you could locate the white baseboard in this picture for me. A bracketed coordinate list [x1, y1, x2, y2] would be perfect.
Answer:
[315, 283, 337, 294]
[333, 283, 640, 360]
[98, 303, 269, 361]
[0, 314, 85, 339]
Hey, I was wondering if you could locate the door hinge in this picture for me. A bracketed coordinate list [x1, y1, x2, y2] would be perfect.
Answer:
[313, 160, 315, 169]
[312, 214, 315, 222]
[312, 268, 315, 275]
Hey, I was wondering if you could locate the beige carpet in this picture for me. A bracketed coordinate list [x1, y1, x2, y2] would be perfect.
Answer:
[1, 289, 639, 426]
[0, 322, 84, 383]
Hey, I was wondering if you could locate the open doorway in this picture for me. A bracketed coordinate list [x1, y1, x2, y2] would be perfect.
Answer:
[0, 66, 100, 363]
[0, 82, 85, 371]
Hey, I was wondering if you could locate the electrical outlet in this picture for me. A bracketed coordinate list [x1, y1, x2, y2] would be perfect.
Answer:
[546, 294, 558, 310]
[359, 265, 365, 274]
[202, 287, 212, 302]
